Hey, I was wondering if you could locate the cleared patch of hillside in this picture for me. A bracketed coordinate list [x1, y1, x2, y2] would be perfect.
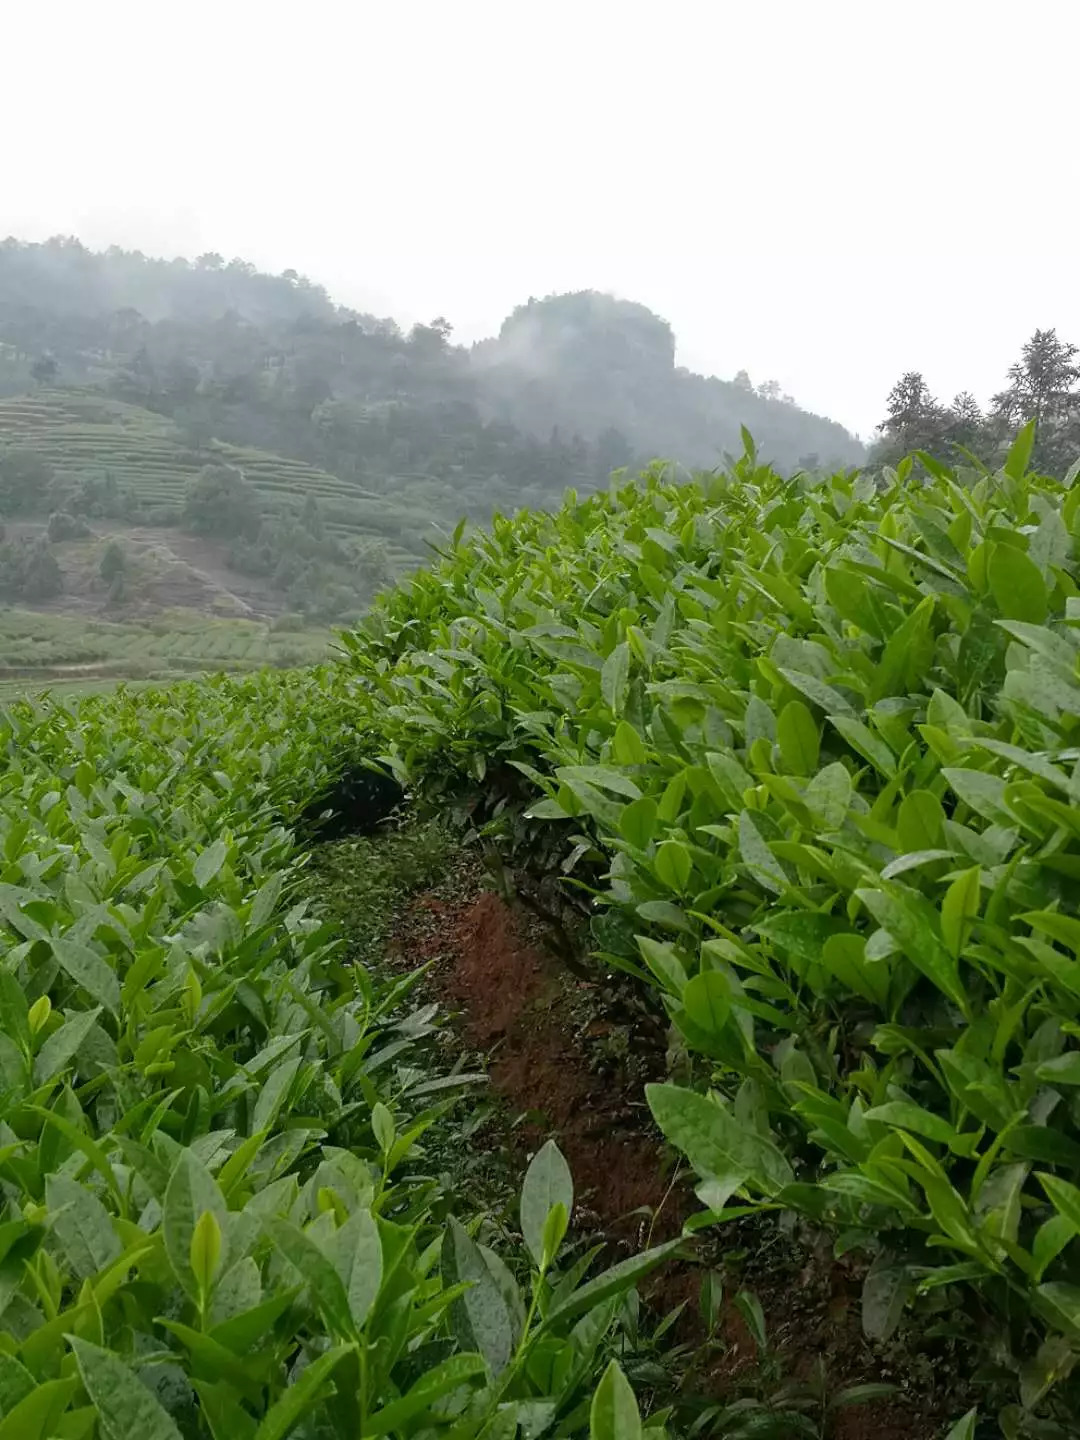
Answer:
[4, 518, 294, 620]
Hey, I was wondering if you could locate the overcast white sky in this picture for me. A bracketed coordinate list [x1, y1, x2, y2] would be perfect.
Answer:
[6, 0, 1078, 437]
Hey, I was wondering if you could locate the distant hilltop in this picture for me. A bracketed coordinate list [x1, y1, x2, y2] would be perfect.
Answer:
[0, 238, 864, 475]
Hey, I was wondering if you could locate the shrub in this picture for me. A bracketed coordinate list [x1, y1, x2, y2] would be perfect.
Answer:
[183, 462, 261, 539]
[0, 670, 670, 1437]
[47, 508, 91, 542]
[341, 428, 1080, 1425]
[99, 539, 126, 582]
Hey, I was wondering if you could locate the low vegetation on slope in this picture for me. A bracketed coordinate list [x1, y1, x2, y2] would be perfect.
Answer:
[0, 389, 427, 561]
[343, 427, 1080, 1433]
[0, 607, 331, 700]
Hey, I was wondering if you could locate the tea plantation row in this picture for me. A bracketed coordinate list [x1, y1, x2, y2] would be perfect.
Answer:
[0, 673, 659, 1438]
[344, 429, 1080, 1434]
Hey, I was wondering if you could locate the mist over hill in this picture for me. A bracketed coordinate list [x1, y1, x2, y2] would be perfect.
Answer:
[0, 237, 862, 628]
[0, 237, 864, 477]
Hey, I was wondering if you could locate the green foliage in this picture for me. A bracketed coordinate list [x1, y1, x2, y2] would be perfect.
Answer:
[0, 668, 661, 1436]
[0, 445, 54, 514]
[46, 509, 90, 542]
[341, 438, 1080, 1424]
[183, 463, 262, 540]
[877, 327, 1080, 479]
[0, 536, 63, 600]
[99, 538, 126, 582]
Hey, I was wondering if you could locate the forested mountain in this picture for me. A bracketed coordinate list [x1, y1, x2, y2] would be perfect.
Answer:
[0, 237, 862, 474]
[0, 237, 863, 619]
[474, 291, 861, 471]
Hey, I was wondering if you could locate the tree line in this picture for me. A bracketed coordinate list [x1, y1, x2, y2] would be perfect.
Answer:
[876, 329, 1080, 475]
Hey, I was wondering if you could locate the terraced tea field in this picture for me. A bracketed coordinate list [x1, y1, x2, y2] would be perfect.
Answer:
[0, 388, 429, 567]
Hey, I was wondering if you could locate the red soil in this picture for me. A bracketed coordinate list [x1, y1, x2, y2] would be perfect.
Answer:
[390, 879, 956, 1439]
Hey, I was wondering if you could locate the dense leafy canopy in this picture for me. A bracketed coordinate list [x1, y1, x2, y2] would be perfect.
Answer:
[0, 671, 663, 1438]
[342, 426, 1080, 1428]
[877, 328, 1080, 479]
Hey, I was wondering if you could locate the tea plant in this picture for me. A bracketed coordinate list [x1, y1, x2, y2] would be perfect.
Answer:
[344, 428, 1080, 1430]
[0, 671, 668, 1436]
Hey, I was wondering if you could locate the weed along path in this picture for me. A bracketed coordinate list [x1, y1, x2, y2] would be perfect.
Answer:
[307, 817, 960, 1440]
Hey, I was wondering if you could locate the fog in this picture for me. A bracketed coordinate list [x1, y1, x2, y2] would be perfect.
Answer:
[8, 0, 1078, 435]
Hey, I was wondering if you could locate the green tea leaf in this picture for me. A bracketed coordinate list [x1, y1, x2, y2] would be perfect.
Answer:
[861, 1264, 912, 1342]
[940, 865, 980, 959]
[738, 810, 787, 895]
[365, 1354, 487, 1437]
[863, 1101, 959, 1151]
[520, 1141, 574, 1270]
[988, 543, 1048, 623]
[612, 720, 647, 766]
[647, 1083, 793, 1195]
[804, 762, 851, 828]
[46, 1173, 122, 1281]
[654, 840, 692, 893]
[264, 1217, 358, 1343]
[249, 873, 284, 932]
[194, 837, 228, 888]
[0, 1375, 77, 1440]
[252, 1343, 355, 1440]
[1039, 1173, 1080, 1230]
[681, 972, 732, 1043]
[33, 1006, 102, 1086]
[69, 1337, 182, 1440]
[51, 938, 120, 1015]
[601, 643, 630, 715]
[776, 700, 819, 776]
[942, 1409, 978, 1440]
[443, 1215, 513, 1374]
[619, 796, 657, 850]
[544, 1240, 683, 1327]
[191, 1209, 223, 1299]
[590, 1361, 641, 1440]
[856, 885, 967, 1015]
[778, 667, 854, 717]
[1035, 1053, 1080, 1086]
[163, 1149, 229, 1304]
[829, 714, 896, 778]
[1004, 419, 1036, 480]
[896, 790, 946, 853]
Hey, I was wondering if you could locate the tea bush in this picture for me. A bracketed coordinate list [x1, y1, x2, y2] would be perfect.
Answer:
[345, 428, 1080, 1429]
[0, 671, 665, 1437]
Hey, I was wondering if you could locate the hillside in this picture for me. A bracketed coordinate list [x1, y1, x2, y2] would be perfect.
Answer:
[0, 237, 863, 688]
[0, 604, 330, 700]
[0, 238, 864, 483]
[474, 290, 862, 470]
[0, 388, 430, 564]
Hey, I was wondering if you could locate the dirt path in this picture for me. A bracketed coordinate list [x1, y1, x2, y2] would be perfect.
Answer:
[392, 885, 678, 1245]
[381, 856, 963, 1440]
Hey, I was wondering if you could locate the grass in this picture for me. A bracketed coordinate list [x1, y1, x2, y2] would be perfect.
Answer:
[306, 819, 458, 972]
